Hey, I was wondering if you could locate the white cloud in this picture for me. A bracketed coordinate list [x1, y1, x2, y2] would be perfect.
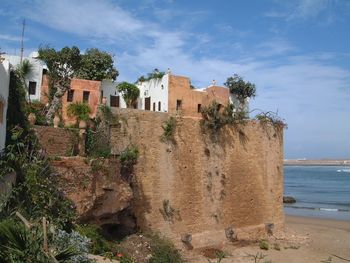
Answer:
[0, 33, 23, 42]
[9, 0, 350, 158]
[265, 0, 335, 22]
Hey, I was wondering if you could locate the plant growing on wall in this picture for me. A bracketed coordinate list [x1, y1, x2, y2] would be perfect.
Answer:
[67, 102, 92, 122]
[136, 68, 165, 83]
[117, 82, 140, 108]
[161, 116, 177, 142]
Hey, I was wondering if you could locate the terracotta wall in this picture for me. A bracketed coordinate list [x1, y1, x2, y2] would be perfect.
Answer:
[168, 75, 230, 117]
[110, 109, 284, 247]
[62, 78, 101, 125]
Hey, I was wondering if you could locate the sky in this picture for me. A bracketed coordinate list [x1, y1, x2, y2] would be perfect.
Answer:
[0, 0, 349, 159]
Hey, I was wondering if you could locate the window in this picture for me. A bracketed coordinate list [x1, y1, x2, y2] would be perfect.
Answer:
[110, 95, 120, 107]
[0, 101, 4, 124]
[197, 104, 202, 113]
[153, 102, 156, 111]
[176, 100, 182, 110]
[29, 81, 36, 95]
[67, 90, 74, 102]
[83, 91, 90, 103]
[158, 101, 161, 111]
[145, 97, 151, 110]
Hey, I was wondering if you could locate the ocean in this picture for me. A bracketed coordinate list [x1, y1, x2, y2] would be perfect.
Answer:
[284, 165, 350, 221]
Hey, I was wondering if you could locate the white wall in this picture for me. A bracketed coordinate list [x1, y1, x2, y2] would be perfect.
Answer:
[229, 94, 250, 115]
[0, 60, 10, 151]
[137, 74, 169, 112]
[101, 80, 127, 108]
[3, 52, 46, 102]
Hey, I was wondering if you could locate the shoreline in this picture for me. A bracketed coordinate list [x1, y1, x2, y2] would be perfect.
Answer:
[284, 159, 350, 166]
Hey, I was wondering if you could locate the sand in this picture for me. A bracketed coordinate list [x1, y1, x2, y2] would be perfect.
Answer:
[183, 215, 350, 262]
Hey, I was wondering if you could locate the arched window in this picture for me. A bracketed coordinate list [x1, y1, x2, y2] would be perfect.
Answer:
[158, 101, 161, 111]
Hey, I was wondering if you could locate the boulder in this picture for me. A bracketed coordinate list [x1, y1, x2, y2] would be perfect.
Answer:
[283, 196, 296, 204]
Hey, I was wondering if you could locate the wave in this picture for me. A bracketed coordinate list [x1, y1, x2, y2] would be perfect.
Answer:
[285, 205, 350, 213]
[337, 169, 350, 173]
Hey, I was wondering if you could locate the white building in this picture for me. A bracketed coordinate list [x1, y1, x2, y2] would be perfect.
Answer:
[0, 60, 10, 151]
[101, 74, 169, 112]
[136, 74, 169, 112]
[3, 52, 46, 102]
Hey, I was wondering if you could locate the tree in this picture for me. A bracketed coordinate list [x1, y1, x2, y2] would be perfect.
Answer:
[76, 48, 118, 81]
[224, 74, 256, 104]
[38, 46, 81, 123]
[117, 82, 140, 108]
[16, 59, 32, 100]
[38, 46, 118, 123]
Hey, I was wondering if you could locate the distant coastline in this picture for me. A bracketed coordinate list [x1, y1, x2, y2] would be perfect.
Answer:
[284, 159, 350, 166]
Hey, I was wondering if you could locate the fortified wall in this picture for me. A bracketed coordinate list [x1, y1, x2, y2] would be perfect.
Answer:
[111, 109, 284, 247]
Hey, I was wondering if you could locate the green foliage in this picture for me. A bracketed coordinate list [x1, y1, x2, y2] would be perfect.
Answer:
[161, 117, 177, 142]
[0, 219, 84, 263]
[67, 102, 92, 122]
[117, 82, 140, 108]
[147, 232, 183, 263]
[16, 59, 33, 82]
[76, 48, 118, 81]
[200, 101, 244, 133]
[255, 111, 287, 130]
[137, 69, 165, 83]
[6, 71, 28, 140]
[52, 229, 92, 262]
[25, 100, 47, 125]
[97, 104, 115, 123]
[38, 46, 81, 81]
[76, 224, 112, 255]
[119, 146, 139, 166]
[259, 240, 269, 250]
[0, 127, 76, 229]
[224, 74, 256, 103]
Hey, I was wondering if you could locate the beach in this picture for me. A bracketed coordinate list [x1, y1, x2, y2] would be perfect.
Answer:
[263, 215, 350, 263]
[183, 215, 350, 262]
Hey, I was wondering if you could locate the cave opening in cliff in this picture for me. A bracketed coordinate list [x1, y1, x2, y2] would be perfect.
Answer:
[101, 208, 137, 240]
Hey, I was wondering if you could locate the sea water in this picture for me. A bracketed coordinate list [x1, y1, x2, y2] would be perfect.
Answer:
[284, 166, 350, 220]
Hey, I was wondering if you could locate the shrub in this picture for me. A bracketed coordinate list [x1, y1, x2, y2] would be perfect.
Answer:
[76, 224, 113, 255]
[67, 102, 92, 122]
[255, 111, 287, 130]
[119, 146, 139, 166]
[52, 229, 92, 263]
[0, 219, 84, 262]
[0, 126, 76, 229]
[259, 240, 269, 250]
[147, 232, 183, 263]
[161, 117, 177, 142]
[137, 69, 165, 83]
[25, 100, 47, 125]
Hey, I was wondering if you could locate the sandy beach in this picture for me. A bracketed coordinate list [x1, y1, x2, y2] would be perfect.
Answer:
[183, 215, 350, 262]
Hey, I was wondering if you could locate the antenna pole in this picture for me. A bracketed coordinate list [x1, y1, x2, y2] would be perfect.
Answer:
[20, 19, 25, 63]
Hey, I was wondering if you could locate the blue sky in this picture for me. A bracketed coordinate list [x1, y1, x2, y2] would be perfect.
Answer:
[1, 0, 349, 159]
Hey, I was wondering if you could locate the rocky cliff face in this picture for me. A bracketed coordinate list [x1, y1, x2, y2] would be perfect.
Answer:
[52, 157, 135, 236]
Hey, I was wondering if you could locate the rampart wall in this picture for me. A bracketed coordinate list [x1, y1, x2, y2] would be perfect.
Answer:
[110, 109, 284, 247]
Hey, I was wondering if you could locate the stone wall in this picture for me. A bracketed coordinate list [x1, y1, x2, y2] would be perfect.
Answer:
[35, 126, 79, 156]
[110, 109, 284, 248]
